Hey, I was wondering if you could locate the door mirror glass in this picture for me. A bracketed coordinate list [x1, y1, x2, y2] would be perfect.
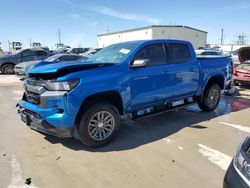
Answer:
[131, 59, 149, 68]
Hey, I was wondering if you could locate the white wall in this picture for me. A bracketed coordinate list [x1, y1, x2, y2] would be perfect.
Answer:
[98, 27, 207, 49]
[152, 27, 207, 49]
[98, 28, 152, 48]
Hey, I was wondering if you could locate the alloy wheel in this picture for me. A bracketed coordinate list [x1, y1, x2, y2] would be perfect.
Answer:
[88, 111, 115, 141]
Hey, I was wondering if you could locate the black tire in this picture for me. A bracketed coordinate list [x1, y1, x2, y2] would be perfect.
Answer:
[198, 84, 221, 112]
[1, 63, 15, 74]
[234, 80, 239, 86]
[77, 103, 120, 147]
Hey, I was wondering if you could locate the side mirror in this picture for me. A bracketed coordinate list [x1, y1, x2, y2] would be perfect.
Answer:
[131, 59, 149, 68]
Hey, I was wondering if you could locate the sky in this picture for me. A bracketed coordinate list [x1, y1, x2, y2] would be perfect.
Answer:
[0, 0, 249, 50]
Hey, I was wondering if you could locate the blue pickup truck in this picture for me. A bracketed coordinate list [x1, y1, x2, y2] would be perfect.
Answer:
[17, 40, 232, 147]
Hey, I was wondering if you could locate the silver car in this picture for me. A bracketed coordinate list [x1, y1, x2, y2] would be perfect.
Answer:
[14, 53, 83, 78]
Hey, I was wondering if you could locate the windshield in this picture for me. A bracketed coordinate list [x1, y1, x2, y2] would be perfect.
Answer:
[84, 42, 140, 64]
[13, 49, 25, 55]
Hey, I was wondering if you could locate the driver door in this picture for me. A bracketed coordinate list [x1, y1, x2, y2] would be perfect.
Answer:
[130, 43, 168, 110]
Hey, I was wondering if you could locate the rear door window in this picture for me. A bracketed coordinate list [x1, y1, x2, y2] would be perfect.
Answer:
[73, 56, 82, 60]
[134, 44, 167, 66]
[35, 50, 48, 56]
[167, 43, 191, 64]
[59, 55, 79, 61]
[21, 50, 36, 57]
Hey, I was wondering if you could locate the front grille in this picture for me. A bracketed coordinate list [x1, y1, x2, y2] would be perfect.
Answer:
[24, 91, 40, 105]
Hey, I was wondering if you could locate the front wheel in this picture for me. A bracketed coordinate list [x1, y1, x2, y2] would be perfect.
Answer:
[78, 103, 120, 147]
[198, 84, 221, 112]
[2, 64, 15, 74]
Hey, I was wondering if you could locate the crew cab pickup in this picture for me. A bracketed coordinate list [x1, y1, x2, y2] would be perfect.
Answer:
[17, 40, 232, 147]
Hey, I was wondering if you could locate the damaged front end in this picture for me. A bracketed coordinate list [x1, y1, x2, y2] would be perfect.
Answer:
[233, 47, 250, 84]
[16, 61, 114, 138]
[16, 77, 79, 138]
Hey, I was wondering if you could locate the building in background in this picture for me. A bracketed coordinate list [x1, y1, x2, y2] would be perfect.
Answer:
[97, 25, 207, 49]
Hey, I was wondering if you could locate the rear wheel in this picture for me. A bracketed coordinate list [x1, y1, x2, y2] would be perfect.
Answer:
[78, 103, 120, 147]
[1, 63, 15, 74]
[198, 84, 221, 112]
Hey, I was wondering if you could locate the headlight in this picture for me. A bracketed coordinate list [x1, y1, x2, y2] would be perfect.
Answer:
[44, 79, 80, 91]
[233, 138, 250, 186]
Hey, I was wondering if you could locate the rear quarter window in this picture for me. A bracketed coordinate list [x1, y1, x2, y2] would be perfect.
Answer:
[168, 43, 191, 64]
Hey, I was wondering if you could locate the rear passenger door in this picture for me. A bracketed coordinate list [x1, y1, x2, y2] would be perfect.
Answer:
[130, 43, 169, 110]
[164, 43, 199, 99]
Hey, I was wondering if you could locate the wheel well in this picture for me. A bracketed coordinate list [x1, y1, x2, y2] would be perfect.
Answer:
[75, 91, 124, 127]
[206, 75, 225, 90]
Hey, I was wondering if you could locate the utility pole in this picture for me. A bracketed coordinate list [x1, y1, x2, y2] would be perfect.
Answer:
[8, 40, 11, 51]
[220, 29, 224, 45]
[58, 28, 62, 44]
[235, 33, 247, 45]
[29, 37, 32, 47]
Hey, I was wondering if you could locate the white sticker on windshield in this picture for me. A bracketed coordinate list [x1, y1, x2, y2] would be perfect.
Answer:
[119, 48, 130, 54]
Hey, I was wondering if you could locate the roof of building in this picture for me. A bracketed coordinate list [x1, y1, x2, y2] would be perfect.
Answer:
[98, 25, 208, 37]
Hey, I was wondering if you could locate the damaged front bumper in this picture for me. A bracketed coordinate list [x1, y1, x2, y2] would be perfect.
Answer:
[16, 78, 78, 138]
[17, 104, 73, 138]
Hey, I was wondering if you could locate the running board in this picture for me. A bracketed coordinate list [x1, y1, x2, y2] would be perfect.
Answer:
[132, 102, 196, 120]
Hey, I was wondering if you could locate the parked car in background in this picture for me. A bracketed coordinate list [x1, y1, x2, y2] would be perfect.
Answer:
[233, 46, 250, 85]
[17, 39, 232, 147]
[39, 46, 50, 52]
[14, 54, 84, 78]
[67, 47, 90, 55]
[80, 48, 102, 58]
[0, 48, 52, 74]
[224, 136, 250, 188]
[230, 50, 240, 64]
[196, 50, 223, 56]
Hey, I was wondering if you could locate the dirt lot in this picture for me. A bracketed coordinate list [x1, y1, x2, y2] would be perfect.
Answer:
[0, 75, 250, 188]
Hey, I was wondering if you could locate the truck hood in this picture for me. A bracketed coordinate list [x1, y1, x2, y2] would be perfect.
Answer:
[32, 60, 72, 69]
[238, 46, 250, 63]
[28, 61, 115, 79]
